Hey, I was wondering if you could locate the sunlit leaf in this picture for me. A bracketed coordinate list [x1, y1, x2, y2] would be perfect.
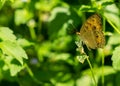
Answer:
[111, 46, 120, 70]
[77, 66, 116, 86]
[108, 34, 120, 45]
[17, 38, 34, 47]
[0, 41, 28, 65]
[15, 9, 33, 25]
[0, 27, 16, 42]
[3, 55, 25, 76]
[104, 4, 120, 30]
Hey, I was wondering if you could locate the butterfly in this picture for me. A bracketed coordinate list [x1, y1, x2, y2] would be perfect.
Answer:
[77, 14, 105, 49]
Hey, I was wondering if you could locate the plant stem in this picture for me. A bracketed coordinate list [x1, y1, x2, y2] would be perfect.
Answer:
[24, 63, 43, 85]
[101, 51, 104, 86]
[102, 16, 105, 86]
[86, 57, 97, 86]
[29, 27, 37, 40]
[107, 19, 120, 34]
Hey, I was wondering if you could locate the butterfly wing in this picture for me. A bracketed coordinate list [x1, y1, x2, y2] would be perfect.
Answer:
[80, 21, 97, 49]
[79, 14, 105, 49]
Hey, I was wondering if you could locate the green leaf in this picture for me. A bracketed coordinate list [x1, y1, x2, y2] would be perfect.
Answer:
[104, 4, 120, 29]
[0, 27, 16, 42]
[111, 46, 120, 70]
[52, 36, 73, 51]
[49, 53, 71, 61]
[14, 9, 33, 25]
[0, 0, 15, 9]
[79, 5, 92, 11]
[0, 41, 28, 65]
[77, 66, 116, 86]
[48, 7, 80, 39]
[17, 38, 34, 47]
[0, 0, 6, 9]
[3, 55, 25, 76]
[108, 34, 120, 45]
[9, 0, 15, 2]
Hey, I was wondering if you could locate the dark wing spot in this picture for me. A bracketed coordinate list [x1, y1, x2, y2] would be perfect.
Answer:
[97, 42, 100, 47]
[91, 19, 95, 22]
[85, 25, 88, 29]
[86, 21, 92, 26]
[93, 26, 96, 30]
[96, 35, 99, 38]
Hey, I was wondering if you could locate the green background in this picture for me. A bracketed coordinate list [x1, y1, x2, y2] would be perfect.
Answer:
[0, 0, 120, 86]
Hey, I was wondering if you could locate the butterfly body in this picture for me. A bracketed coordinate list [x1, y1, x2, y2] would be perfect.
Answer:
[79, 14, 105, 49]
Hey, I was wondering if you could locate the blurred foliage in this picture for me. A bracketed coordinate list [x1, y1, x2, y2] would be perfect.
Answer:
[0, 0, 120, 86]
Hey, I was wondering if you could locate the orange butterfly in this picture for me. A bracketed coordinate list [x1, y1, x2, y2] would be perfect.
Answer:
[77, 14, 105, 49]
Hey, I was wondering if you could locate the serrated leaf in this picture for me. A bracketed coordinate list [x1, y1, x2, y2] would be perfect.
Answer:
[0, 27, 16, 42]
[111, 46, 120, 70]
[3, 55, 25, 76]
[0, 41, 28, 65]
[10, 63, 24, 76]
